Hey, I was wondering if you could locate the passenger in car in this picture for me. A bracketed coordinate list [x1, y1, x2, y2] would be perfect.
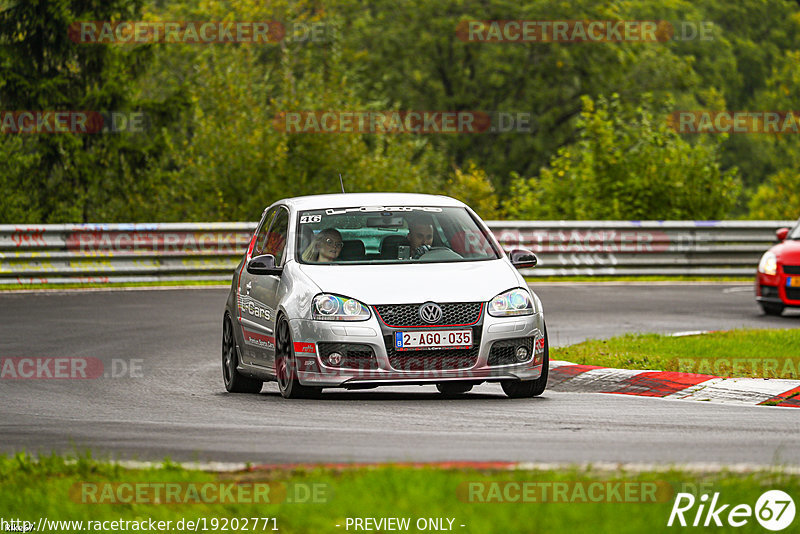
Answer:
[301, 228, 343, 263]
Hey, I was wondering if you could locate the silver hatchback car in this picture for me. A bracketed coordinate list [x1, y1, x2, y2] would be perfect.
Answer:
[222, 193, 548, 399]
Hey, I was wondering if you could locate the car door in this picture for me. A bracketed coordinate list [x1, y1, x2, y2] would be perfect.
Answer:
[239, 205, 290, 370]
[237, 207, 277, 367]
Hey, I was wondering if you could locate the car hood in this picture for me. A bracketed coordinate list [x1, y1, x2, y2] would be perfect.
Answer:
[773, 239, 800, 263]
[297, 259, 522, 304]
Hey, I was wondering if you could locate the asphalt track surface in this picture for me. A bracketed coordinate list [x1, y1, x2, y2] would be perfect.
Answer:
[1, 284, 799, 466]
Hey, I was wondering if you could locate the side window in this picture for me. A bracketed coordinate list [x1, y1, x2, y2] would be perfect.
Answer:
[263, 207, 290, 266]
[252, 208, 277, 257]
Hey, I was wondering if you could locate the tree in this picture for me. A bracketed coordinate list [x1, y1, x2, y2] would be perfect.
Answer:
[505, 94, 741, 220]
[0, 0, 186, 222]
[137, 0, 447, 221]
[335, 0, 705, 195]
[748, 168, 800, 219]
[443, 162, 500, 219]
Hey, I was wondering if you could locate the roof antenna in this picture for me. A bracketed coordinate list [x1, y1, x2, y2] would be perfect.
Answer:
[339, 173, 346, 193]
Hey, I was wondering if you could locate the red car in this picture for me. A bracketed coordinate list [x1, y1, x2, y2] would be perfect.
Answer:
[756, 220, 800, 315]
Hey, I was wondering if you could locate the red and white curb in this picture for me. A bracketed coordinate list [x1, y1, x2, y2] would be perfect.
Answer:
[104, 460, 800, 474]
[549, 360, 800, 407]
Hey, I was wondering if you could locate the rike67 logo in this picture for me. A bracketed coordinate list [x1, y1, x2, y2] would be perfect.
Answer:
[668, 490, 795, 531]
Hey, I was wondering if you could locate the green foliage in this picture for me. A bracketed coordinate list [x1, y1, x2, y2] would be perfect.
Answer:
[0, 137, 39, 222]
[3, 0, 800, 222]
[337, 0, 704, 194]
[0, 0, 186, 222]
[505, 95, 741, 220]
[443, 162, 500, 220]
[123, 0, 447, 221]
[738, 49, 800, 219]
[748, 168, 800, 219]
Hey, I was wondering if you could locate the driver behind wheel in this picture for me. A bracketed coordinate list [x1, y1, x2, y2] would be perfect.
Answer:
[407, 219, 434, 259]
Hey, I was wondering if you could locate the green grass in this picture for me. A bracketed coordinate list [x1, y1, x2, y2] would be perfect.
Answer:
[552, 329, 800, 378]
[1, 453, 798, 534]
[0, 280, 228, 291]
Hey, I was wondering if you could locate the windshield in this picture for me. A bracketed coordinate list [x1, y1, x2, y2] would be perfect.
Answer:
[295, 206, 500, 264]
[790, 219, 800, 239]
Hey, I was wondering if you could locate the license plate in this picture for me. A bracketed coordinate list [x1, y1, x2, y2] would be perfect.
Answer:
[788, 277, 800, 287]
[394, 329, 472, 351]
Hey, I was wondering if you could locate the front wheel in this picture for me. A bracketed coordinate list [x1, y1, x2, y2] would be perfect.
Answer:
[760, 302, 785, 316]
[501, 325, 549, 398]
[222, 315, 263, 393]
[275, 318, 322, 399]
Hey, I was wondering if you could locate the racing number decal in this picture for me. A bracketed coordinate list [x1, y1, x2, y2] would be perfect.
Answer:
[299, 215, 322, 224]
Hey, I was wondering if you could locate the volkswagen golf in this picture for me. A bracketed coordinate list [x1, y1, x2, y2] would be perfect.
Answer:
[222, 192, 548, 398]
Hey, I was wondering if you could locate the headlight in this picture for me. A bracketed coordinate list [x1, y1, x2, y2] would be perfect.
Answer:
[312, 294, 371, 321]
[488, 288, 534, 317]
[758, 251, 778, 275]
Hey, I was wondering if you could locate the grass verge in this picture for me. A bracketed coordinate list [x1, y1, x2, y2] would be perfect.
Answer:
[1, 453, 798, 534]
[551, 329, 800, 378]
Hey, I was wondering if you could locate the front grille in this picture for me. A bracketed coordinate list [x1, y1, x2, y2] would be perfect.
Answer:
[783, 265, 800, 275]
[317, 342, 378, 370]
[488, 337, 535, 366]
[383, 331, 480, 371]
[374, 302, 483, 327]
[386, 347, 480, 371]
[786, 287, 800, 301]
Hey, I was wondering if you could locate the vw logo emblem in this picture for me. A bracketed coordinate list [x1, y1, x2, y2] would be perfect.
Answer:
[419, 302, 443, 324]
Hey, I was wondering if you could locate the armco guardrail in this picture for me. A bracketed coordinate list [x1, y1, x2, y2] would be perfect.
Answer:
[490, 220, 794, 277]
[0, 221, 794, 284]
[0, 223, 255, 285]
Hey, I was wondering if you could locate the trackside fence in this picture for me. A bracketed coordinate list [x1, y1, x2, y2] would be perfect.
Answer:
[0, 221, 793, 284]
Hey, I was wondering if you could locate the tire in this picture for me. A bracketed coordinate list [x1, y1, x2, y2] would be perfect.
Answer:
[275, 317, 322, 399]
[760, 302, 785, 316]
[436, 382, 474, 396]
[222, 315, 263, 393]
[501, 325, 549, 399]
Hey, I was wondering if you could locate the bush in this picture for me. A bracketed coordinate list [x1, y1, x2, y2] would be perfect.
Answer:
[505, 94, 741, 220]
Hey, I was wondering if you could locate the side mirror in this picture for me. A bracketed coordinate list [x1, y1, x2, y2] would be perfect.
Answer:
[509, 249, 538, 269]
[247, 254, 282, 275]
[776, 228, 790, 242]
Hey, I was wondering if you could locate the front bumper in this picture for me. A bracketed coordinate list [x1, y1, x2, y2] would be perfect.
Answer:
[288, 311, 546, 387]
[756, 271, 800, 308]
